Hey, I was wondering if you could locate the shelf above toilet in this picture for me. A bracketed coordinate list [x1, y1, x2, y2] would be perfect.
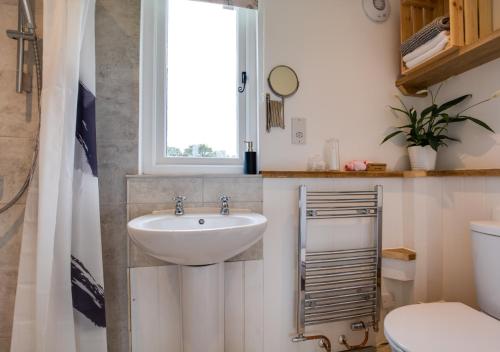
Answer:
[382, 248, 416, 261]
[382, 248, 416, 282]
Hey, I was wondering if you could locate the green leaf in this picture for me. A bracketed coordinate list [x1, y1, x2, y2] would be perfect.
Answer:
[389, 106, 409, 116]
[408, 108, 417, 125]
[429, 140, 439, 150]
[436, 135, 461, 142]
[421, 104, 437, 118]
[443, 136, 461, 142]
[460, 116, 495, 133]
[436, 116, 468, 124]
[381, 130, 404, 144]
[436, 94, 472, 113]
[432, 125, 448, 136]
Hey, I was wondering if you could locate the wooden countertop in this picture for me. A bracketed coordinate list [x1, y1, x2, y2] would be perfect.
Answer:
[261, 169, 500, 179]
[261, 170, 404, 178]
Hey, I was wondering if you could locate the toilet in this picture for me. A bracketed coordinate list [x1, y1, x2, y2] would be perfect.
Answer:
[384, 221, 500, 351]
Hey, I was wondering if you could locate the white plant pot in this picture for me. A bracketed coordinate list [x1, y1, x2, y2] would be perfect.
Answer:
[408, 146, 437, 170]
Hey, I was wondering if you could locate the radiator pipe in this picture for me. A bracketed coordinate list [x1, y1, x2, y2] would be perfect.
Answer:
[338, 321, 370, 350]
[292, 334, 331, 352]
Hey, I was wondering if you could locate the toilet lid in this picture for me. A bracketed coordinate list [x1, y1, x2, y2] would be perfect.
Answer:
[384, 302, 500, 352]
[470, 221, 500, 237]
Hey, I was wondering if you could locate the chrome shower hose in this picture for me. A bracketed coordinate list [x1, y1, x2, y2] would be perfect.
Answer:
[0, 33, 41, 214]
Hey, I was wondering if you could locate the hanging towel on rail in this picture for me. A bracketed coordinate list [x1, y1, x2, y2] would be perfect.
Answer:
[405, 34, 450, 69]
[401, 16, 450, 56]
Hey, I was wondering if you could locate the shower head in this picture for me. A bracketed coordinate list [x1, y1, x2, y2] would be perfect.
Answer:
[20, 0, 35, 30]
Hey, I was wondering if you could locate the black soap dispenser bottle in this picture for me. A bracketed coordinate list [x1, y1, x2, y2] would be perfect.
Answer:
[244, 141, 257, 174]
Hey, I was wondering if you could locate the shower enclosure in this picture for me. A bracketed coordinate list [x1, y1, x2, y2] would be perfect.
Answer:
[2, 0, 42, 214]
[1, 0, 41, 350]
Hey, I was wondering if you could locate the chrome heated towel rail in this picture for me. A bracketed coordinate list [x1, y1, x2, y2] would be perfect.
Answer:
[295, 185, 383, 339]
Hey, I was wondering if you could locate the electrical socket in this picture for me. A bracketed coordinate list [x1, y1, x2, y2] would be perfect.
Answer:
[292, 117, 306, 144]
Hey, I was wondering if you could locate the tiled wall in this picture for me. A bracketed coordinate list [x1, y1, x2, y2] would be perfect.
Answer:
[127, 175, 263, 267]
[95, 0, 140, 350]
[0, 1, 139, 350]
[0, 0, 42, 350]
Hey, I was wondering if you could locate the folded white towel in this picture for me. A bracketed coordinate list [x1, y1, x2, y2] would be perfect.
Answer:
[403, 31, 449, 63]
[405, 35, 449, 69]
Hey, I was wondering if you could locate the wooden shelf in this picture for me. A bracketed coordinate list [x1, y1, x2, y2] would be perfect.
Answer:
[397, 29, 500, 95]
[261, 170, 404, 178]
[261, 169, 500, 178]
[382, 248, 417, 261]
[412, 169, 500, 177]
[397, 0, 500, 95]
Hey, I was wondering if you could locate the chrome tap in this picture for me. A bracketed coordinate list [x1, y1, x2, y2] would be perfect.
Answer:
[173, 196, 186, 216]
[220, 195, 230, 215]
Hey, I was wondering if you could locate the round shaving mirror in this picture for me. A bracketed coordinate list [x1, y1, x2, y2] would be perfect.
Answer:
[268, 65, 299, 98]
[266, 65, 299, 132]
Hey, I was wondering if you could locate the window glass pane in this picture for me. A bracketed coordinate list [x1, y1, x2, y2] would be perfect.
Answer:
[166, 0, 238, 158]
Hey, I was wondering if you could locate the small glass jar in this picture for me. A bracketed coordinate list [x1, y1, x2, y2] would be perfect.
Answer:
[324, 138, 340, 171]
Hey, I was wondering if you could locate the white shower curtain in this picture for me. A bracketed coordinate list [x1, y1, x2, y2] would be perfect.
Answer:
[10, 1, 107, 351]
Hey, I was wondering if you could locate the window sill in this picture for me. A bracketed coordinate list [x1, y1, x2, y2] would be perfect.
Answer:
[141, 163, 247, 176]
[127, 173, 262, 179]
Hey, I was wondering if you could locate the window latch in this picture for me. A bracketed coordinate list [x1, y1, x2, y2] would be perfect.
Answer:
[238, 71, 247, 93]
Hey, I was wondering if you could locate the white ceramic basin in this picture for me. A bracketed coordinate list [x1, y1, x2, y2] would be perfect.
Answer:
[127, 212, 267, 265]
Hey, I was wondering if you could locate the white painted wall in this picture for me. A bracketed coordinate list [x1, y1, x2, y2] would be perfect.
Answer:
[260, 0, 407, 171]
[260, 0, 500, 172]
[441, 177, 500, 305]
[419, 59, 500, 170]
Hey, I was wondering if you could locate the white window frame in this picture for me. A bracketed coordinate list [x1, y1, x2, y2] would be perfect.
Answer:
[139, 0, 258, 175]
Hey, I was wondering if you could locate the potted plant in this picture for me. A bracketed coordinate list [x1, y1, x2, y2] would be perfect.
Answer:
[382, 85, 499, 170]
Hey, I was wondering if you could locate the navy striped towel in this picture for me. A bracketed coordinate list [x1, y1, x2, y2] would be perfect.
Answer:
[401, 16, 450, 57]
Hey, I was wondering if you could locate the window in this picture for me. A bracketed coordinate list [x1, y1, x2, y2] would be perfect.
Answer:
[140, 0, 258, 174]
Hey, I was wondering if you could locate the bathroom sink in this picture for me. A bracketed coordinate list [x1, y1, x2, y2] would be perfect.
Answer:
[127, 211, 267, 265]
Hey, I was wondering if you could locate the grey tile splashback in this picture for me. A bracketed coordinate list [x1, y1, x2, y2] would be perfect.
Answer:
[127, 177, 204, 204]
[127, 175, 263, 267]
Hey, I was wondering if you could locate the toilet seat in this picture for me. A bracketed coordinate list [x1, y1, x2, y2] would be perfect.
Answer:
[384, 302, 500, 351]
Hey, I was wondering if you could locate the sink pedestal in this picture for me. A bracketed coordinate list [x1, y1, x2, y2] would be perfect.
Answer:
[181, 263, 224, 352]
